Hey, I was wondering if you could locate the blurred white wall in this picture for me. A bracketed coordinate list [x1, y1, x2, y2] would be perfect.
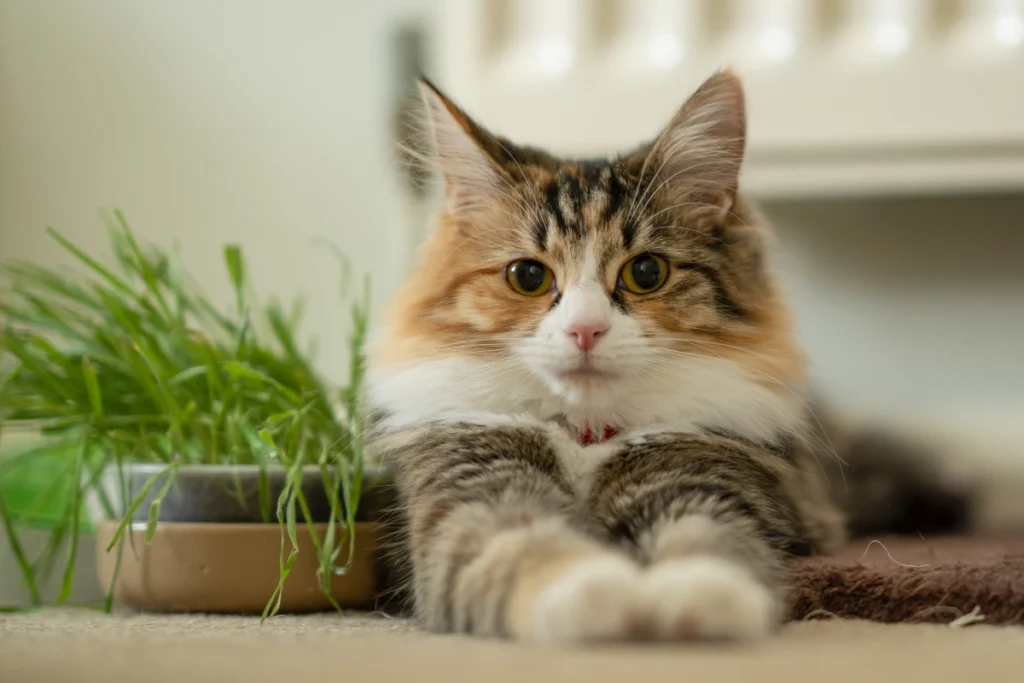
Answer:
[766, 196, 1024, 425]
[0, 0, 422, 383]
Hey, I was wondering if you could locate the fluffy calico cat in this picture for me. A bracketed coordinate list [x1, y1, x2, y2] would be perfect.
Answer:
[365, 70, 963, 643]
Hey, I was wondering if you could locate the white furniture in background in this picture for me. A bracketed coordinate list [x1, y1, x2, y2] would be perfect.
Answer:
[435, 0, 1024, 197]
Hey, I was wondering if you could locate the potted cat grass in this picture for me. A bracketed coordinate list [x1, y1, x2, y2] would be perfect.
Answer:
[91, 462, 392, 615]
[0, 213, 388, 617]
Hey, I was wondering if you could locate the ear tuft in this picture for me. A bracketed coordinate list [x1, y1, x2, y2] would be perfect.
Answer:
[642, 70, 747, 218]
[417, 79, 507, 213]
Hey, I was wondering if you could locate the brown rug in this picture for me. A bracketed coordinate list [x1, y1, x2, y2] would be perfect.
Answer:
[790, 536, 1024, 625]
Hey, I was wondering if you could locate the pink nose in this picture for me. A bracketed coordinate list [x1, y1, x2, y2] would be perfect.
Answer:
[565, 321, 609, 352]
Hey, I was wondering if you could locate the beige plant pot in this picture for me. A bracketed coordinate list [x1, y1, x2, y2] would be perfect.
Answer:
[95, 520, 382, 613]
[91, 463, 393, 613]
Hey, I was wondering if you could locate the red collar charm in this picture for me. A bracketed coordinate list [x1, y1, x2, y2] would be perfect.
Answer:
[579, 425, 617, 446]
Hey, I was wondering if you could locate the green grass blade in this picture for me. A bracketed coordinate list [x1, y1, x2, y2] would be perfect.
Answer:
[105, 464, 173, 552]
[103, 522, 126, 613]
[223, 245, 245, 315]
[144, 461, 180, 544]
[0, 493, 42, 604]
[54, 432, 88, 605]
[261, 469, 300, 622]
[81, 357, 104, 419]
[257, 465, 271, 524]
[46, 227, 136, 299]
[222, 362, 302, 406]
[112, 209, 173, 320]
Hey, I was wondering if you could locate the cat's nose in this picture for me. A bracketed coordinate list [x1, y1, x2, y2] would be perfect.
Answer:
[565, 320, 609, 352]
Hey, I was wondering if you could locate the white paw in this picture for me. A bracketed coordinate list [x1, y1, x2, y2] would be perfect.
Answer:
[531, 557, 644, 644]
[642, 556, 778, 641]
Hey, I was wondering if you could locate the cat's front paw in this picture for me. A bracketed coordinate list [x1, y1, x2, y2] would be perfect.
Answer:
[642, 556, 778, 641]
[531, 556, 645, 644]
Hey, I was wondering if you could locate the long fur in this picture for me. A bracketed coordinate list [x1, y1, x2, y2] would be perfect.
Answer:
[365, 71, 893, 643]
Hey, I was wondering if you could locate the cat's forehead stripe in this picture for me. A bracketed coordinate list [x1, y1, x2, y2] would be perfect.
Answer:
[540, 163, 634, 246]
[556, 172, 585, 238]
[604, 168, 629, 225]
[544, 181, 571, 238]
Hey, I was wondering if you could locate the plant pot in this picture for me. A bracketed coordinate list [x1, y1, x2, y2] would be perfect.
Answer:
[93, 463, 394, 614]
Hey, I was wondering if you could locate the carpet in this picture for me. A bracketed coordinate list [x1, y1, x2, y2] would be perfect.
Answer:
[2, 610, 1023, 683]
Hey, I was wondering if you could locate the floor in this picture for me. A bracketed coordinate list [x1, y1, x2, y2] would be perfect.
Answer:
[2, 609, 1022, 683]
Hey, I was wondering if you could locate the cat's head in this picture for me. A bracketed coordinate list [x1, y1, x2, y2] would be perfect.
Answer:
[371, 71, 806, 434]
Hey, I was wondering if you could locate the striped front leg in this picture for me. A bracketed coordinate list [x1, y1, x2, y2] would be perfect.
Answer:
[589, 431, 808, 640]
[382, 422, 646, 642]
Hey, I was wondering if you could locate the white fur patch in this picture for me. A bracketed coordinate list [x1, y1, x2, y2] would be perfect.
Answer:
[529, 554, 776, 643]
[367, 356, 551, 432]
[555, 439, 620, 499]
[557, 282, 611, 341]
[368, 335, 805, 495]
[368, 353, 803, 440]
[642, 556, 777, 640]
[531, 556, 643, 644]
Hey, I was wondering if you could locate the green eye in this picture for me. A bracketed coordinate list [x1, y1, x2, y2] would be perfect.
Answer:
[506, 259, 554, 296]
[619, 253, 669, 294]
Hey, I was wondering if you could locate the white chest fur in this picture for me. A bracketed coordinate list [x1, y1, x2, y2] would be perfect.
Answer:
[367, 354, 806, 495]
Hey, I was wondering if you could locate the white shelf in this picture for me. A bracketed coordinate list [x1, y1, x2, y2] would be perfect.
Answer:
[434, 0, 1024, 197]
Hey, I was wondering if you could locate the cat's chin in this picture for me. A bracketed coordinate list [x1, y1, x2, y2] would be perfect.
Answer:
[551, 367, 619, 391]
[560, 367, 615, 380]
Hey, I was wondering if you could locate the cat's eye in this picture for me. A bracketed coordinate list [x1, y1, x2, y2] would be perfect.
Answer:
[619, 253, 669, 294]
[506, 259, 554, 297]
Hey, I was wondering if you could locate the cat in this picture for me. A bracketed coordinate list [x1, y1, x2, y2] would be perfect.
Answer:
[364, 70, 969, 643]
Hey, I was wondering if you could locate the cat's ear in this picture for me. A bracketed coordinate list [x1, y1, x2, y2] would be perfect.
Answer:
[417, 78, 509, 213]
[640, 70, 746, 221]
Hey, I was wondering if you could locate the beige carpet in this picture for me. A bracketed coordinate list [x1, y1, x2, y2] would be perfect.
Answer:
[2, 609, 1022, 683]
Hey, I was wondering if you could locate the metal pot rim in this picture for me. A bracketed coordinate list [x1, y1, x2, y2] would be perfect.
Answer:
[105, 462, 385, 477]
